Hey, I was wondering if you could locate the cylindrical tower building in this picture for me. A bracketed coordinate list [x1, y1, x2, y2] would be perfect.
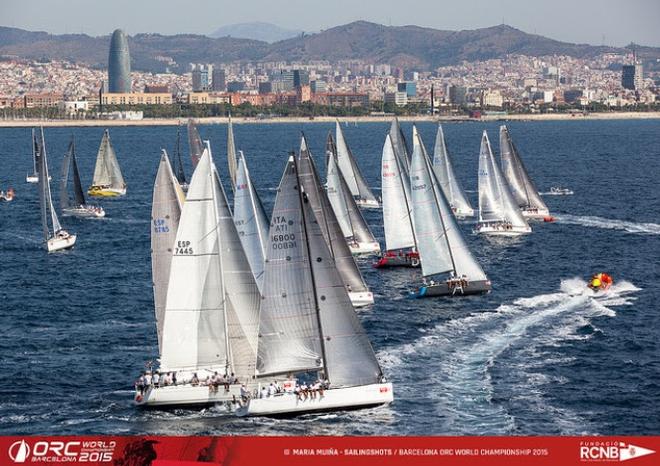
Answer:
[108, 29, 131, 93]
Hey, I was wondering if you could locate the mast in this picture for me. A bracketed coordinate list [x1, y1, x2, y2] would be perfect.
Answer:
[31, 128, 38, 176]
[292, 154, 329, 381]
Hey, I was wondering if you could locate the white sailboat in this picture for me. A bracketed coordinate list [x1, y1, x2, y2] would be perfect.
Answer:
[298, 136, 374, 307]
[325, 133, 380, 255]
[410, 128, 490, 297]
[233, 150, 269, 293]
[136, 144, 260, 408]
[334, 121, 379, 208]
[374, 134, 420, 268]
[150, 150, 185, 354]
[88, 130, 126, 197]
[432, 124, 475, 218]
[227, 114, 238, 190]
[476, 131, 531, 236]
[60, 136, 105, 218]
[37, 128, 76, 252]
[236, 156, 392, 417]
[499, 125, 551, 219]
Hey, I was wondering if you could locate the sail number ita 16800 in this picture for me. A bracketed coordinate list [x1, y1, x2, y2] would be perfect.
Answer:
[271, 215, 297, 250]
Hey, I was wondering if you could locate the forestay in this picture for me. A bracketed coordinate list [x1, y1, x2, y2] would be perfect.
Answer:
[381, 134, 416, 251]
[499, 125, 549, 212]
[432, 124, 474, 216]
[478, 132, 528, 229]
[334, 121, 378, 204]
[233, 151, 269, 293]
[151, 151, 184, 353]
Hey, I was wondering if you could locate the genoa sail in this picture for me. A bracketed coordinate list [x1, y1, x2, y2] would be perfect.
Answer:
[499, 125, 549, 213]
[411, 129, 487, 281]
[432, 124, 474, 217]
[187, 119, 204, 169]
[334, 121, 378, 205]
[381, 134, 416, 251]
[233, 151, 269, 293]
[151, 150, 185, 353]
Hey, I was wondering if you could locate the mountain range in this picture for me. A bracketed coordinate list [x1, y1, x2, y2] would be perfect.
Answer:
[0, 21, 657, 74]
[209, 22, 303, 43]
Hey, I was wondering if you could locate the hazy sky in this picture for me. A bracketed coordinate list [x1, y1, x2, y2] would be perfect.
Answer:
[1, 0, 659, 47]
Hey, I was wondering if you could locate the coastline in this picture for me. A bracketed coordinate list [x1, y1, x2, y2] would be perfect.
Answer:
[0, 111, 658, 128]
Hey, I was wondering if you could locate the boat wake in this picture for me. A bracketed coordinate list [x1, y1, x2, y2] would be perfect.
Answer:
[379, 278, 638, 435]
[555, 214, 660, 235]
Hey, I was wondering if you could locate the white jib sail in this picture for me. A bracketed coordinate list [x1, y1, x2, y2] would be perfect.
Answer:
[382, 134, 415, 251]
[432, 124, 474, 216]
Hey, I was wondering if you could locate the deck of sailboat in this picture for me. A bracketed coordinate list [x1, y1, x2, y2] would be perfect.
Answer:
[413, 279, 491, 298]
[136, 383, 244, 409]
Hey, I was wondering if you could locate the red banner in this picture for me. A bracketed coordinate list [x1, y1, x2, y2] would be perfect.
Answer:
[0, 436, 657, 466]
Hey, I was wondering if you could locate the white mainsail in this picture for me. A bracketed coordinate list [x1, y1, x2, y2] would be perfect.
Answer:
[432, 124, 474, 217]
[499, 125, 549, 213]
[233, 151, 269, 292]
[227, 114, 238, 189]
[334, 121, 378, 205]
[159, 147, 260, 380]
[389, 118, 411, 176]
[90, 130, 126, 191]
[411, 130, 487, 281]
[257, 157, 383, 387]
[478, 131, 529, 229]
[37, 128, 62, 240]
[381, 134, 416, 251]
[151, 150, 185, 353]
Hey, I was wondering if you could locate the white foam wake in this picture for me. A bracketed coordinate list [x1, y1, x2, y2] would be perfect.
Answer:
[378, 278, 638, 435]
[556, 214, 660, 235]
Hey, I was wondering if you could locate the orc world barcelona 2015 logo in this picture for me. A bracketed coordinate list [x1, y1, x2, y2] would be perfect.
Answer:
[579, 441, 655, 462]
[8, 439, 117, 463]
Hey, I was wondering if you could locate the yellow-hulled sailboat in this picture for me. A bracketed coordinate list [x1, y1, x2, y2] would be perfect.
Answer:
[88, 129, 127, 197]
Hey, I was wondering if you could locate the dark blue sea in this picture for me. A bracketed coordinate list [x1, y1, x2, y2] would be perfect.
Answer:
[1, 119, 659, 435]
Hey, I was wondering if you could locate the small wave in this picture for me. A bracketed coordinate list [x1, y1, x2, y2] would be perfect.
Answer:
[379, 278, 638, 435]
[556, 214, 660, 235]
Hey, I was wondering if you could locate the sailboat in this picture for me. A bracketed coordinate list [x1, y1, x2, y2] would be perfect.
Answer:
[298, 136, 374, 308]
[150, 150, 185, 354]
[236, 156, 393, 417]
[37, 128, 77, 252]
[26, 129, 41, 183]
[227, 114, 238, 190]
[432, 124, 475, 218]
[476, 131, 531, 236]
[60, 136, 105, 218]
[374, 134, 419, 268]
[136, 143, 260, 408]
[173, 126, 188, 191]
[334, 120, 379, 208]
[326, 133, 380, 255]
[233, 150, 269, 293]
[88, 129, 126, 197]
[410, 128, 490, 297]
[187, 119, 204, 170]
[499, 125, 550, 219]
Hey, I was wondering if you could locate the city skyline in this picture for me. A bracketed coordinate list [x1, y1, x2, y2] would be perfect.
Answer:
[1, 0, 659, 48]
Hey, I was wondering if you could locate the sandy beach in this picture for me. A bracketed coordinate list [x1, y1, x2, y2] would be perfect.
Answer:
[0, 111, 658, 128]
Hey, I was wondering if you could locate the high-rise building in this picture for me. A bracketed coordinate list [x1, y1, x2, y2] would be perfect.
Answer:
[192, 65, 210, 92]
[108, 29, 131, 93]
[258, 82, 273, 94]
[227, 81, 245, 92]
[212, 68, 226, 91]
[448, 85, 467, 105]
[310, 80, 327, 93]
[622, 63, 643, 90]
[293, 69, 310, 88]
[397, 82, 417, 97]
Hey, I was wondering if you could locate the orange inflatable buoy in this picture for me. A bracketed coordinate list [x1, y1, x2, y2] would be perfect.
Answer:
[543, 216, 555, 222]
